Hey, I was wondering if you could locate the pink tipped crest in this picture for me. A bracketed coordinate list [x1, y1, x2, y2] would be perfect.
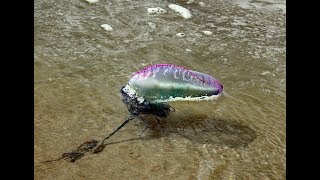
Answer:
[132, 64, 215, 86]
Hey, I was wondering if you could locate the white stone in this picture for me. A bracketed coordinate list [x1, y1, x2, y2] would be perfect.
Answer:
[101, 24, 113, 31]
[148, 22, 156, 29]
[202, 30, 212, 35]
[84, 0, 99, 3]
[176, 33, 186, 37]
[199, 2, 206, 7]
[168, 4, 192, 19]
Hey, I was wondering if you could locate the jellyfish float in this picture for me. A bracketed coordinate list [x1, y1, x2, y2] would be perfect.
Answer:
[51, 64, 223, 162]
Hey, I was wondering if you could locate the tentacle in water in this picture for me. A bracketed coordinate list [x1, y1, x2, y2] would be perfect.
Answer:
[93, 115, 136, 153]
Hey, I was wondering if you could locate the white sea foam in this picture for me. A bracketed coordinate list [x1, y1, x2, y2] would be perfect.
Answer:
[233, 0, 286, 13]
[168, 4, 192, 19]
[147, 7, 167, 15]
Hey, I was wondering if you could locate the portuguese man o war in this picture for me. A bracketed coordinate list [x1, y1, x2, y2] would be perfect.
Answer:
[94, 64, 223, 153]
[48, 64, 223, 162]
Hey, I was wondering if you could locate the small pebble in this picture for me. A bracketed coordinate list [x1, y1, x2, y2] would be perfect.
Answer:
[199, 2, 205, 7]
[148, 22, 156, 29]
[84, 0, 99, 3]
[202, 30, 213, 35]
[101, 24, 113, 31]
[176, 33, 186, 37]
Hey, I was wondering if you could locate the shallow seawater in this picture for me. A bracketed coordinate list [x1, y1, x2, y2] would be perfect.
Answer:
[34, 0, 286, 179]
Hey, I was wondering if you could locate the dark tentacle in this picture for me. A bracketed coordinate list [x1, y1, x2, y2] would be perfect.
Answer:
[137, 116, 149, 136]
[156, 116, 161, 125]
[102, 115, 135, 144]
[139, 125, 148, 137]
[169, 105, 176, 112]
[93, 115, 135, 153]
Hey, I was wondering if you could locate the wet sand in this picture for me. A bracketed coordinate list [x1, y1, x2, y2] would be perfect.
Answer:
[35, 0, 286, 179]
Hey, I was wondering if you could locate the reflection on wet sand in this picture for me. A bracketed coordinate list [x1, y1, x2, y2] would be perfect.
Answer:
[139, 114, 257, 149]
